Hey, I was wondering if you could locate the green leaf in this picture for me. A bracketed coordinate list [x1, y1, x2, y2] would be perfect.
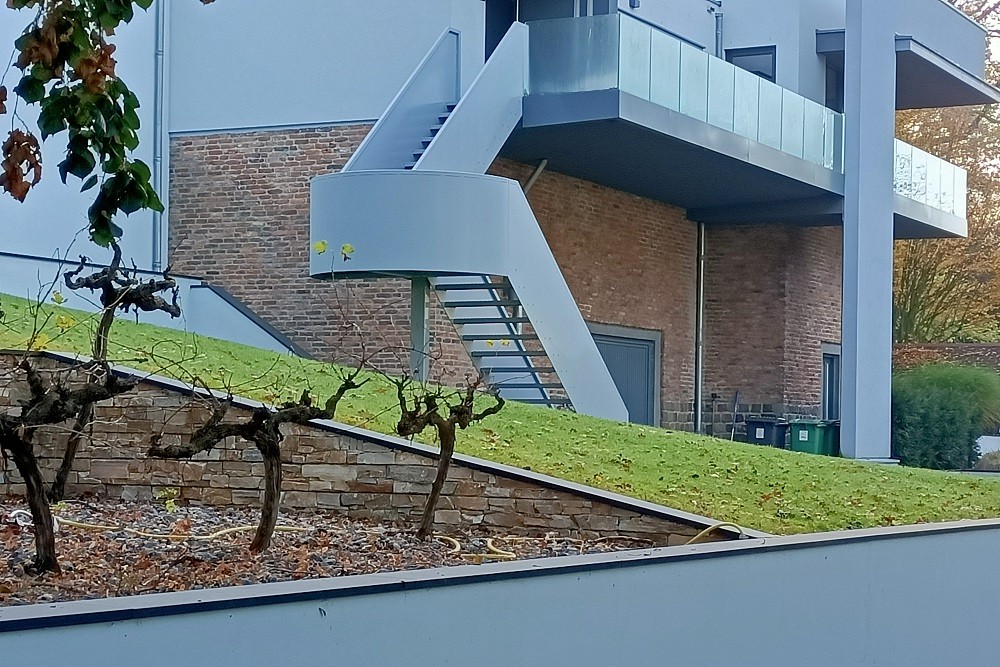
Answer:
[13, 76, 45, 104]
[135, 0, 153, 9]
[81, 175, 99, 192]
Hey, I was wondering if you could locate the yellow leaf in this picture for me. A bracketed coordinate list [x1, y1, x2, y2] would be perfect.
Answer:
[55, 315, 76, 332]
[341, 243, 356, 260]
[31, 333, 50, 351]
[485, 340, 495, 347]
[312, 240, 329, 255]
[51, 291, 66, 305]
[500, 339, 511, 347]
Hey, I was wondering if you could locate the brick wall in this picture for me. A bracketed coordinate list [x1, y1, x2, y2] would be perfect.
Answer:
[490, 160, 698, 428]
[0, 358, 725, 545]
[703, 225, 842, 436]
[168, 127, 839, 434]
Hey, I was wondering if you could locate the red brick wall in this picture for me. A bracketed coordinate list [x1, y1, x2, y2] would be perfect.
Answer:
[490, 160, 698, 427]
[703, 224, 842, 434]
[168, 127, 840, 433]
[169, 125, 414, 371]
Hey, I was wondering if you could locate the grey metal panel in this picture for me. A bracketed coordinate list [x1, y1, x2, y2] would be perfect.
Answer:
[342, 29, 461, 172]
[8, 520, 1000, 664]
[592, 333, 656, 425]
[309, 170, 627, 421]
[416, 23, 528, 172]
[892, 194, 967, 239]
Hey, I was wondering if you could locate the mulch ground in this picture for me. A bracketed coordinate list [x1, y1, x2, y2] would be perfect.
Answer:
[1, 496, 654, 607]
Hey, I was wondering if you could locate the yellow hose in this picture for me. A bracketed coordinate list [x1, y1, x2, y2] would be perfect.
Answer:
[53, 515, 312, 542]
[685, 522, 745, 545]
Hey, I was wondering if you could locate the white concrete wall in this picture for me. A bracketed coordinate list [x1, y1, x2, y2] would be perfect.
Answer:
[1, 0, 485, 272]
[4, 520, 1000, 665]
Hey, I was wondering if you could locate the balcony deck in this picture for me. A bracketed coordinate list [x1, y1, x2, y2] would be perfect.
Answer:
[502, 14, 968, 240]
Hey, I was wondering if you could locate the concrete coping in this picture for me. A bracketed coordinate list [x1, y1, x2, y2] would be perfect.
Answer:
[1, 350, 766, 542]
[3, 516, 1000, 633]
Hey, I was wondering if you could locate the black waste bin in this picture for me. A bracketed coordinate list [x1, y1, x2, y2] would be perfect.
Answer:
[745, 416, 789, 448]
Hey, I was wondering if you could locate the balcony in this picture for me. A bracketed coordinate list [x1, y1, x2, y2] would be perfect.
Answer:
[501, 13, 967, 238]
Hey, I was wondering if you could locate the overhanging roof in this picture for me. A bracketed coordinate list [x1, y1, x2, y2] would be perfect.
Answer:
[817, 30, 1000, 109]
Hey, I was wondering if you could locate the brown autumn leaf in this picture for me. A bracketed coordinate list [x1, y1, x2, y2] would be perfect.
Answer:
[0, 86, 6, 115]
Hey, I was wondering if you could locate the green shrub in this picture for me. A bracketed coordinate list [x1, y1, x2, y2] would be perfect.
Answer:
[891, 363, 1000, 470]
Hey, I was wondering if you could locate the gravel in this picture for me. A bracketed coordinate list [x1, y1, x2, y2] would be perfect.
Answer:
[1, 496, 653, 607]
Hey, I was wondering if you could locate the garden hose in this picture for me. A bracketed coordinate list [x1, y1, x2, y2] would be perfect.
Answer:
[5, 509, 312, 542]
[684, 522, 745, 545]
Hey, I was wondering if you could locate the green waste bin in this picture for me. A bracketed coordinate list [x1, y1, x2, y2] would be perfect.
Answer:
[789, 419, 840, 456]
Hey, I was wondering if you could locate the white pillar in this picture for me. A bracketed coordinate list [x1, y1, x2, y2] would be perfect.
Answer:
[841, 0, 896, 461]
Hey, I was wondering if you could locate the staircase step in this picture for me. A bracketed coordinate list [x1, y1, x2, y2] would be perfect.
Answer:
[444, 300, 520, 309]
[413, 148, 426, 158]
[473, 350, 547, 358]
[461, 333, 538, 342]
[421, 137, 434, 147]
[438, 113, 451, 122]
[485, 366, 556, 375]
[492, 382, 564, 390]
[516, 398, 574, 406]
[435, 282, 507, 291]
[404, 162, 417, 169]
[446, 103, 457, 111]
[453, 316, 530, 325]
[430, 124, 444, 133]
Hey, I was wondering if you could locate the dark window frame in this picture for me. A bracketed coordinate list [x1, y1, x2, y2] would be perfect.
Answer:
[725, 45, 777, 83]
[821, 344, 841, 421]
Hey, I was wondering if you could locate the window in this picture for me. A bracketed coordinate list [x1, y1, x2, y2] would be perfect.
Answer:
[825, 62, 845, 113]
[726, 46, 777, 83]
[822, 345, 841, 421]
[575, 0, 611, 17]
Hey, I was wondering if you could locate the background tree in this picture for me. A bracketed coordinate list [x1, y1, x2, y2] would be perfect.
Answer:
[894, 0, 1000, 343]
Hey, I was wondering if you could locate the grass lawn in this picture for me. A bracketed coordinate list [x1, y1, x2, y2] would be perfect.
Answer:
[3, 292, 1000, 536]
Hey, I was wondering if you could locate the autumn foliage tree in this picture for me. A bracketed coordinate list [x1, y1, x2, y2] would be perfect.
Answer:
[894, 0, 1000, 343]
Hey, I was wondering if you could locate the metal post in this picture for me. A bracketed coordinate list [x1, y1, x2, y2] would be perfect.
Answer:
[410, 277, 431, 382]
[694, 222, 706, 434]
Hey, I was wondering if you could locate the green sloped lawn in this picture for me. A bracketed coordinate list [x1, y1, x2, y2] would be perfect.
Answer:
[3, 292, 1000, 535]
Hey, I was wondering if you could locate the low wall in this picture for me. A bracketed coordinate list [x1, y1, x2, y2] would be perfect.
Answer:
[4, 520, 1000, 665]
[0, 353, 751, 544]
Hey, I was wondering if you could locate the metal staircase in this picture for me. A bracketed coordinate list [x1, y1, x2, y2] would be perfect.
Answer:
[315, 23, 627, 421]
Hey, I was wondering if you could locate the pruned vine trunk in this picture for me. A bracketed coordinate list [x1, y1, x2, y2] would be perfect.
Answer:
[49, 402, 93, 502]
[250, 442, 282, 554]
[6, 438, 59, 574]
[417, 418, 455, 540]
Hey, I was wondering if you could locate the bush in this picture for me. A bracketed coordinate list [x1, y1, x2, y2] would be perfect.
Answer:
[891, 364, 1000, 470]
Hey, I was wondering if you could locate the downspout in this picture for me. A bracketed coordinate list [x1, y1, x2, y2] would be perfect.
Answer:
[695, 1, 722, 434]
[151, 0, 167, 272]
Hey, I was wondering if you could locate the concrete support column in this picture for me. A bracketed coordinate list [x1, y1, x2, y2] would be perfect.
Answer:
[841, 0, 897, 461]
[410, 277, 431, 382]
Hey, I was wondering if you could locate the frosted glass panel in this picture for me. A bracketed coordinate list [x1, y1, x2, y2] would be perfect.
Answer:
[954, 168, 967, 219]
[757, 79, 783, 150]
[679, 41, 709, 121]
[649, 29, 681, 110]
[780, 90, 805, 158]
[802, 100, 826, 166]
[733, 68, 759, 141]
[619, 15, 651, 100]
[528, 15, 619, 94]
[707, 58, 735, 131]
[893, 140, 967, 218]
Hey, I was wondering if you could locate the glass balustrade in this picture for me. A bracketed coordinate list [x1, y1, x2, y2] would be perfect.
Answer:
[893, 140, 967, 218]
[526, 13, 967, 220]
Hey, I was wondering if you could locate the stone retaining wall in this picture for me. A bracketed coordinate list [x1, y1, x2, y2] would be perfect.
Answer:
[0, 355, 741, 546]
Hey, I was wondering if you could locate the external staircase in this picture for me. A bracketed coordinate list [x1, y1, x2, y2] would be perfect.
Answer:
[312, 24, 627, 421]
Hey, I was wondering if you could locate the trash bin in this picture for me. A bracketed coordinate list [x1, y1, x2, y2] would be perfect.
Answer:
[789, 419, 839, 456]
[745, 416, 789, 448]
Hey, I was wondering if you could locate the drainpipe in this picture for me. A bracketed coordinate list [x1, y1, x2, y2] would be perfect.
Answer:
[523, 159, 547, 195]
[694, 222, 706, 434]
[696, 2, 721, 434]
[151, 0, 167, 272]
